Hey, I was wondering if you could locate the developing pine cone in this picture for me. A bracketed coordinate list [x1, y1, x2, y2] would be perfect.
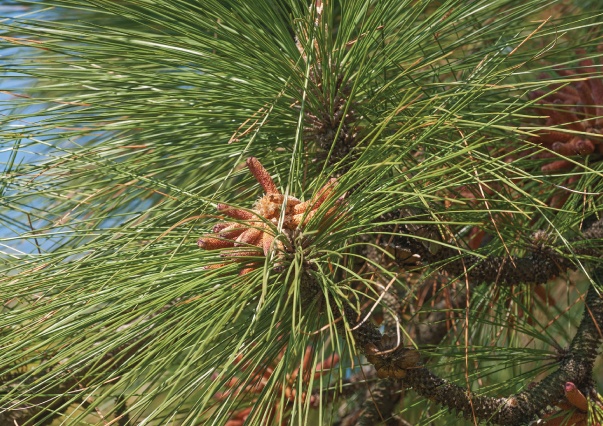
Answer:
[198, 157, 338, 274]
[304, 76, 359, 167]
[364, 334, 421, 379]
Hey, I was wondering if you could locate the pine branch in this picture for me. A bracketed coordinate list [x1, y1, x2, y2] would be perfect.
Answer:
[324, 265, 602, 425]
[322, 217, 603, 425]
[358, 379, 407, 426]
[357, 290, 407, 425]
[381, 213, 603, 287]
[404, 268, 603, 425]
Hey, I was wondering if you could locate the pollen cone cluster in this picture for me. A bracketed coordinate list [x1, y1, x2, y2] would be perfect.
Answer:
[528, 46, 603, 173]
[213, 346, 339, 425]
[198, 157, 338, 274]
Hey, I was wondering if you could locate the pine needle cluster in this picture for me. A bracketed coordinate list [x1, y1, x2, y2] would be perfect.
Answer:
[1, 1, 602, 425]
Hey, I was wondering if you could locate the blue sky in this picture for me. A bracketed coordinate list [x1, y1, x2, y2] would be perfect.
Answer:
[1, 3, 79, 256]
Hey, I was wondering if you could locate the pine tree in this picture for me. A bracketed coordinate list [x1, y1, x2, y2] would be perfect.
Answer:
[1, 1, 602, 425]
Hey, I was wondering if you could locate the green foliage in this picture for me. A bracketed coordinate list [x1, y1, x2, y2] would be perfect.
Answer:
[1, 1, 602, 425]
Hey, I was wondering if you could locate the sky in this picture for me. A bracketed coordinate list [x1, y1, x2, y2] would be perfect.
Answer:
[1, 3, 84, 256]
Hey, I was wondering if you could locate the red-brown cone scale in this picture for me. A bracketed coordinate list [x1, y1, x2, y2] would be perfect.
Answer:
[198, 157, 338, 274]
[538, 381, 603, 426]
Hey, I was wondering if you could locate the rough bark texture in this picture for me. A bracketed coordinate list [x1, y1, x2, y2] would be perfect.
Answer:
[347, 276, 603, 425]
[404, 272, 603, 425]
[358, 379, 405, 426]
[357, 291, 408, 425]
[381, 211, 601, 287]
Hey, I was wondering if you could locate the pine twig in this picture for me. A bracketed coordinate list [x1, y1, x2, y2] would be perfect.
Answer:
[382, 213, 602, 287]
